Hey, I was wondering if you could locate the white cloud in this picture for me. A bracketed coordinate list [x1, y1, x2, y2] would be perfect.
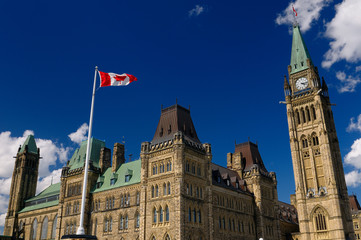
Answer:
[345, 170, 361, 188]
[347, 114, 361, 133]
[322, 0, 361, 68]
[275, 0, 331, 33]
[335, 71, 361, 93]
[68, 123, 88, 145]
[0, 213, 6, 229]
[344, 138, 361, 169]
[188, 5, 204, 17]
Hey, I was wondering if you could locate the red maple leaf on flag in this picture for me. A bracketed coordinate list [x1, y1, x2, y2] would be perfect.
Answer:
[114, 75, 127, 82]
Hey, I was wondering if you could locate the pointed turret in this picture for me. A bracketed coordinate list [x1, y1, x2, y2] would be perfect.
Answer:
[290, 24, 313, 74]
[19, 135, 38, 154]
[284, 75, 291, 96]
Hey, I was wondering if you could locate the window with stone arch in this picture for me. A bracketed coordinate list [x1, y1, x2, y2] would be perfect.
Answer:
[165, 205, 169, 222]
[153, 207, 157, 223]
[135, 211, 140, 228]
[164, 234, 171, 240]
[311, 104, 317, 120]
[313, 207, 328, 231]
[31, 218, 38, 240]
[295, 109, 301, 125]
[301, 108, 306, 123]
[301, 136, 308, 148]
[306, 106, 311, 122]
[167, 182, 171, 195]
[41, 216, 48, 240]
[51, 214, 57, 239]
[163, 183, 167, 195]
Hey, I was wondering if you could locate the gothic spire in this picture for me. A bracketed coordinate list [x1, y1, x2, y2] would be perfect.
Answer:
[290, 24, 313, 74]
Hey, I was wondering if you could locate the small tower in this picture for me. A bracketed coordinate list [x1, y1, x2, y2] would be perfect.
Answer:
[4, 135, 40, 237]
[284, 24, 354, 240]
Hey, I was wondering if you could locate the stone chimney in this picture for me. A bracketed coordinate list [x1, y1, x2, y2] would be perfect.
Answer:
[99, 147, 111, 173]
[112, 143, 125, 172]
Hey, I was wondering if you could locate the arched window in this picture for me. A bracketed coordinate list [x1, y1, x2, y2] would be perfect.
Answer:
[306, 106, 311, 122]
[109, 217, 112, 231]
[311, 105, 317, 119]
[159, 207, 163, 222]
[167, 162, 170, 171]
[94, 219, 97, 235]
[165, 234, 171, 240]
[41, 216, 48, 240]
[135, 212, 140, 228]
[136, 191, 140, 205]
[119, 215, 124, 230]
[31, 218, 38, 240]
[163, 183, 167, 195]
[188, 207, 192, 222]
[152, 186, 155, 198]
[127, 193, 130, 206]
[314, 207, 328, 231]
[156, 185, 159, 197]
[301, 108, 306, 123]
[51, 215, 58, 239]
[125, 215, 128, 229]
[167, 182, 171, 195]
[198, 210, 201, 223]
[104, 217, 108, 232]
[169, 162, 172, 171]
[313, 136, 319, 146]
[121, 194, 124, 207]
[219, 217, 222, 229]
[153, 208, 157, 223]
[296, 110, 301, 125]
[193, 208, 196, 222]
[302, 137, 308, 148]
[165, 205, 169, 222]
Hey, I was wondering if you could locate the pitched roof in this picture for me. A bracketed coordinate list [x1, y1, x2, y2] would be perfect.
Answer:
[68, 138, 105, 170]
[19, 200, 59, 213]
[25, 182, 61, 202]
[151, 104, 200, 145]
[92, 159, 141, 193]
[211, 163, 247, 192]
[290, 24, 313, 74]
[19, 135, 38, 154]
[349, 195, 361, 213]
[279, 201, 298, 224]
[234, 141, 268, 172]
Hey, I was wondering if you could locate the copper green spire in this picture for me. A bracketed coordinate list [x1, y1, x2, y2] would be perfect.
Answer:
[290, 24, 313, 74]
[19, 135, 38, 154]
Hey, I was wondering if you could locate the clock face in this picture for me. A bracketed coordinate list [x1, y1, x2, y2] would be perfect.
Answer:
[295, 77, 308, 90]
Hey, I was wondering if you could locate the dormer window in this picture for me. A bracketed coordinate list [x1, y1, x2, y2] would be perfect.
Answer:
[110, 179, 116, 185]
[294, 64, 297, 69]
[96, 182, 102, 188]
[125, 175, 130, 182]
[217, 176, 221, 183]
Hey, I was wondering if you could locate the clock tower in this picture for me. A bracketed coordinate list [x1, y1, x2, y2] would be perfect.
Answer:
[284, 24, 354, 240]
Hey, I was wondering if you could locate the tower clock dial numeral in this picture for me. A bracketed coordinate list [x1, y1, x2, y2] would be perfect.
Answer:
[295, 77, 308, 90]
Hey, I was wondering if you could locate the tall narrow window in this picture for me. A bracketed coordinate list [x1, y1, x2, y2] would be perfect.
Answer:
[153, 208, 157, 223]
[198, 210, 201, 223]
[109, 217, 112, 232]
[152, 186, 155, 198]
[165, 205, 169, 222]
[193, 209, 196, 222]
[136, 192, 140, 205]
[301, 109, 306, 123]
[189, 208, 192, 222]
[40, 216, 48, 240]
[296, 110, 301, 125]
[156, 185, 159, 197]
[51, 215, 57, 239]
[306, 107, 311, 122]
[119, 215, 124, 230]
[135, 212, 140, 228]
[163, 183, 167, 195]
[31, 218, 38, 240]
[312, 105, 317, 119]
[159, 207, 163, 223]
[167, 182, 171, 195]
[125, 215, 128, 229]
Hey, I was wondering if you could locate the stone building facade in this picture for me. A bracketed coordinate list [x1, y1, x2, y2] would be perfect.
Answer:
[4, 105, 282, 240]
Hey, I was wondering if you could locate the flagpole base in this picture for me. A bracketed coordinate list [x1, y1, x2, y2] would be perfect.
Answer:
[61, 234, 97, 240]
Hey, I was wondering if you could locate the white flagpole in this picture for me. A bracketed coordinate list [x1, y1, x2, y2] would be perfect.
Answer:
[77, 66, 98, 235]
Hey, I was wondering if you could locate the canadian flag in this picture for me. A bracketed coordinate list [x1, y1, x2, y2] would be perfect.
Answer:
[292, 6, 297, 17]
[98, 71, 137, 87]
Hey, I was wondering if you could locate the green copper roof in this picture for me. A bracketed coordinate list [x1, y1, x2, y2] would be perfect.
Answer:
[68, 138, 105, 171]
[25, 182, 60, 202]
[92, 159, 141, 193]
[19, 200, 59, 213]
[19, 135, 38, 154]
[290, 24, 313, 74]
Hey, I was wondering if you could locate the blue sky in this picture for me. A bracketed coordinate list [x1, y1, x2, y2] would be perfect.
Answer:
[1, 0, 361, 231]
